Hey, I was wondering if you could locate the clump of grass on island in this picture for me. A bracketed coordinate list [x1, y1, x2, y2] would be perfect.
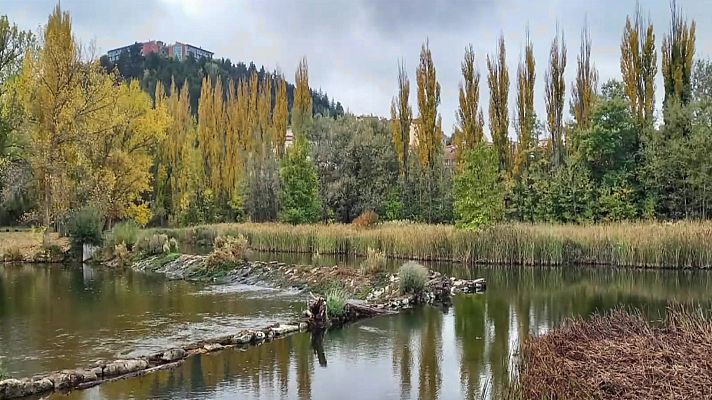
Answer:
[325, 287, 348, 317]
[509, 306, 712, 400]
[145, 221, 712, 268]
[205, 234, 249, 270]
[399, 262, 428, 294]
[360, 247, 387, 274]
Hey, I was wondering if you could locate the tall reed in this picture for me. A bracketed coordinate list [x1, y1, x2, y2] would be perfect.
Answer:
[148, 221, 712, 269]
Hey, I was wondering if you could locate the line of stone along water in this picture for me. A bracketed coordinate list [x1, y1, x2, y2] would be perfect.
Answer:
[0, 254, 485, 399]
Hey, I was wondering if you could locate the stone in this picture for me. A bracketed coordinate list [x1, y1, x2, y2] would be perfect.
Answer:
[1, 378, 33, 399]
[103, 359, 149, 377]
[32, 378, 53, 394]
[253, 331, 266, 342]
[203, 343, 223, 352]
[161, 348, 186, 362]
[231, 332, 253, 345]
[298, 322, 308, 331]
[271, 324, 299, 336]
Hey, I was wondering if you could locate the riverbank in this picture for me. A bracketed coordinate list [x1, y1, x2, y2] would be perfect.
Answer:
[0, 231, 69, 263]
[147, 221, 712, 269]
[509, 306, 712, 399]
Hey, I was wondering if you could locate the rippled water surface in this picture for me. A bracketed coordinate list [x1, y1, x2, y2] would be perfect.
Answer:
[2, 258, 712, 399]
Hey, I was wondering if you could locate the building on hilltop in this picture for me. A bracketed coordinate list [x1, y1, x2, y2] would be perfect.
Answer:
[106, 40, 213, 62]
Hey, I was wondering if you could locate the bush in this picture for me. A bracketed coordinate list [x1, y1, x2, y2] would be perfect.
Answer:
[110, 221, 140, 250]
[326, 287, 348, 317]
[3, 246, 23, 261]
[399, 262, 429, 294]
[66, 207, 104, 246]
[352, 210, 379, 227]
[136, 234, 178, 256]
[361, 247, 386, 274]
[205, 234, 249, 269]
[113, 242, 130, 266]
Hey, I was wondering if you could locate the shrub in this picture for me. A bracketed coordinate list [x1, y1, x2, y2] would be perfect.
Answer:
[205, 234, 249, 269]
[3, 246, 23, 262]
[66, 207, 104, 247]
[352, 210, 379, 227]
[110, 221, 140, 250]
[399, 262, 429, 294]
[136, 234, 178, 256]
[326, 287, 348, 317]
[193, 226, 219, 248]
[113, 242, 130, 266]
[361, 247, 386, 274]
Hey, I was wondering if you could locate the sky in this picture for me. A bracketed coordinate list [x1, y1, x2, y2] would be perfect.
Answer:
[4, 0, 712, 138]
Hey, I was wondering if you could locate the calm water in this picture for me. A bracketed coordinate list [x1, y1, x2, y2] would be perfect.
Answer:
[2, 258, 711, 399]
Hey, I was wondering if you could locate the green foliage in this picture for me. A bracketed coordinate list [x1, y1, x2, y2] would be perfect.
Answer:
[326, 287, 348, 317]
[399, 262, 429, 294]
[110, 220, 140, 249]
[205, 234, 249, 269]
[66, 207, 104, 246]
[279, 136, 322, 224]
[454, 143, 505, 229]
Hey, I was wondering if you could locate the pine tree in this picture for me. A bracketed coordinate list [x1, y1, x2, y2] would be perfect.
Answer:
[545, 29, 567, 167]
[487, 35, 510, 173]
[415, 40, 442, 169]
[390, 60, 412, 176]
[514, 31, 536, 176]
[455, 44, 485, 167]
[571, 24, 598, 131]
[620, 7, 657, 126]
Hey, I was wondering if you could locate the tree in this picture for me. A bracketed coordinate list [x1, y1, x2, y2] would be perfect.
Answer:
[620, 6, 657, 127]
[415, 40, 442, 169]
[17, 5, 114, 233]
[571, 24, 598, 131]
[390, 60, 412, 176]
[487, 35, 510, 173]
[514, 32, 536, 176]
[279, 135, 321, 224]
[661, 0, 695, 129]
[273, 75, 288, 157]
[292, 57, 312, 138]
[454, 44, 485, 167]
[453, 143, 505, 229]
[545, 29, 567, 167]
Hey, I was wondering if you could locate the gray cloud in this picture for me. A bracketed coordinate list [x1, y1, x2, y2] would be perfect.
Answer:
[4, 0, 712, 137]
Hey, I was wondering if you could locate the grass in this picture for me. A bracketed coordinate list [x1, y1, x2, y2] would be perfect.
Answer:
[147, 221, 712, 269]
[399, 261, 429, 294]
[510, 306, 712, 399]
[0, 230, 69, 261]
[325, 287, 349, 317]
[360, 247, 387, 274]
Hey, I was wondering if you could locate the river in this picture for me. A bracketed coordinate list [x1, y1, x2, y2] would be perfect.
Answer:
[1, 256, 711, 399]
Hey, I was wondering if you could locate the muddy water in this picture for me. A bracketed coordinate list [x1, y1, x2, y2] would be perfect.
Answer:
[2, 259, 712, 399]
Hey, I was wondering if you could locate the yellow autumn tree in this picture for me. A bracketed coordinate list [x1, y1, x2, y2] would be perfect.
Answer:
[415, 40, 442, 169]
[273, 75, 288, 157]
[455, 44, 485, 167]
[545, 29, 567, 167]
[487, 35, 510, 173]
[661, 1, 696, 114]
[292, 57, 312, 138]
[514, 32, 536, 176]
[620, 6, 656, 126]
[571, 24, 598, 131]
[390, 60, 412, 176]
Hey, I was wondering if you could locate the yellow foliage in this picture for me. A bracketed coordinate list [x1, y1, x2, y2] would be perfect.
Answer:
[126, 202, 152, 227]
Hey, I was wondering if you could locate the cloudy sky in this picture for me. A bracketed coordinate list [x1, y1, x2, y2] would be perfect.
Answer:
[4, 0, 712, 137]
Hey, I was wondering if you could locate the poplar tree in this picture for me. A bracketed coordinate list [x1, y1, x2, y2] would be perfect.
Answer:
[390, 60, 412, 176]
[661, 1, 696, 112]
[571, 24, 598, 131]
[455, 44, 485, 167]
[514, 32, 536, 176]
[273, 75, 288, 157]
[487, 35, 510, 173]
[292, 57, 312, 138]
[620, 7, 657, 126]
[545, 30, 567, 167]
[415, 40, 442, 169]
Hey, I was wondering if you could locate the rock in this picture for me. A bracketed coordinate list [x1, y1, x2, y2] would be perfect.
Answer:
[0, 378, 32, 399]
[161, 348, 186, 362]
[298, 322, 308, 331]
[253, 331, 266, 342]
[203, 343, 223, 352]
[231, 332, 253, 345]
[103, 359, 149, 377]
[271, 324, 299, 336]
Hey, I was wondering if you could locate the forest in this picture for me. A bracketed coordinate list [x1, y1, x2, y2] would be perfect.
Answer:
[0, 3, 709, 234]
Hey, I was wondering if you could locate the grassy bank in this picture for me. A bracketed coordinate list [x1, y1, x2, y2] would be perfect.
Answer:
[146, 221, 712, 269]
[0, 230, 69, 262]
[510, 307, 712, 399]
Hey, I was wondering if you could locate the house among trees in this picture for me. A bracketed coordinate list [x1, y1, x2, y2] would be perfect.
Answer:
[107, 40, 213, 62]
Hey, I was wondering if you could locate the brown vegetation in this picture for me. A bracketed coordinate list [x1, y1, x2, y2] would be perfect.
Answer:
[514, 307, 712, 399]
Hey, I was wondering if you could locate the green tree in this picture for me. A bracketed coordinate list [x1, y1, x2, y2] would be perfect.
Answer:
[279, 135, 321, 224]
[514, 31, 536, 176]
[454, 44, 484, 166]
[487, 35, 510, 173]
[390, 60, 412, 177]
[415, 40, 442, 169]
[453, 143, 504, 229]
[620, 6, 657, 127]
[545, 29, 567, 167]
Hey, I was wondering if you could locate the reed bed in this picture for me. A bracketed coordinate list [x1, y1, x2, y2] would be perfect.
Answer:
[148, 221, 712, 269]
[512, 306, 712, 399]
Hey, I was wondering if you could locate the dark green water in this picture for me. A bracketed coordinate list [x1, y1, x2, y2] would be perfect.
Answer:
[2, 258, 711, 399]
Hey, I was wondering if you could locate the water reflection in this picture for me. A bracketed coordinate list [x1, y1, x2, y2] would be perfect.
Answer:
[51, 264, 712, 400]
